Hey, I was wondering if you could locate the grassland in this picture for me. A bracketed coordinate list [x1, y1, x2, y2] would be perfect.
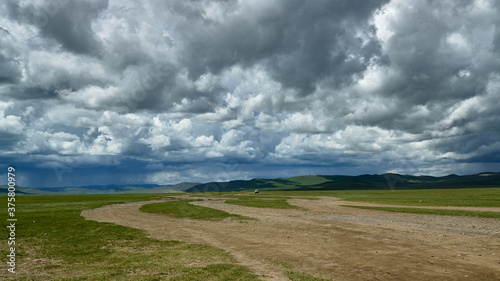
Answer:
[185, 188, 500, 218]
[187, 188, 500, 218]
[259, 188, 500, 207]
[233, 188, 500, 218]
[188, 187, 500, 209]
[224, 197, 301, 209]
[1, 187, 498, 280]
[343, 205, 500, 218]
[285, 271, 331, 281]
[265, 259, 330, 281]
[0, 193, 330, 280]
[140, 199, 254, 221]
[0, 194, 260, 280]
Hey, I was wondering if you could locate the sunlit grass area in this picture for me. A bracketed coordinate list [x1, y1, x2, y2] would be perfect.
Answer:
[225, 197, 301, 209]
[187, 188, 500, 217]
[342, 205, 500, 218]
[1, 187, 498, 280]
[267, 259, 331, 281]
[140, 199, 254, 221]
[260, 188, 500, 207]
[0, 194, 260, 280]
[285, 270, 331, 281]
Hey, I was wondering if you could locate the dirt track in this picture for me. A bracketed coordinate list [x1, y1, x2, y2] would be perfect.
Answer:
[81, 196, 500, 280]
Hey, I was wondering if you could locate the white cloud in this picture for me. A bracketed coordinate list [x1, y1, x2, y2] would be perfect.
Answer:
[193, 135, 215, 148]
[26, 50, 112, 89]
[0, 101, 24, 135]
[282, 113, 327, 133]
[146, 171, 188, 185]
[2, 0, 500, 187]
[139, 134, 170, 151]
[255, 113, 281, 131]
[60, 85, 121, 109]
[22, 131, 82, 155]
[86, 126, 123, 155]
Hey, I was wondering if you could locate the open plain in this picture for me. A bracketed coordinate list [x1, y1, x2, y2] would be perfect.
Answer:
[82, 195, 500, 281]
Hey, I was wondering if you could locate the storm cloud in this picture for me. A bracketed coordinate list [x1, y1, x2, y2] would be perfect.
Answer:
[0, 0, 499, 187]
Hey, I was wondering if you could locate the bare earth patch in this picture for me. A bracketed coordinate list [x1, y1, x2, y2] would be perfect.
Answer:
[81, 197, 500, 281]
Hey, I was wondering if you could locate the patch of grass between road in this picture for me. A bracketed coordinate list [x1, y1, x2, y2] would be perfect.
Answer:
[168, 263, 259, 281]
[343, 205, 500, 218]
[225, 197, 301, 209]
[267, 259, 332, 281]
[141, 199, 254, 221]
[285, 270, 331, 281]
[263, 188, 500, 207]
[0, 194, 260, 280]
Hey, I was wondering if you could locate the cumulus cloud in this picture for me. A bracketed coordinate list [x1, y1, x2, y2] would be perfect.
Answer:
[4, 0, 108, 55]
[1, 0, 500, 187]
[146, 171, 188, 185]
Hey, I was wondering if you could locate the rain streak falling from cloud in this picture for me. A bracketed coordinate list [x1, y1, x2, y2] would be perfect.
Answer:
[1, 0, 499, 187]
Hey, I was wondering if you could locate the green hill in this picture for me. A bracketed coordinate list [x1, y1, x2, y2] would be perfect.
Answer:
[185, 172, 500, 193]
[0, 185, 57, 195]
[0, 182, 200, 195]
[4, 172, 499, 195]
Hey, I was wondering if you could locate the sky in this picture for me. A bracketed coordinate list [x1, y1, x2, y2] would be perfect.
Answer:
[1, 0, 500, 188]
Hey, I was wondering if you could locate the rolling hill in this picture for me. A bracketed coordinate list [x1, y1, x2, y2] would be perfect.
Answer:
[0, 182, 200, 195]
[3, 172, 499, 195]
[185, 172, 500, 193]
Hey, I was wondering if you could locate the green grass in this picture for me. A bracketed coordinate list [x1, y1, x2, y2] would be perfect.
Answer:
[190, 188, 500, 218]
[0, 194, 260, 280]
[285, 271, 331, 281]
[285, 176, 330, 186]
[188, 192, 306, 208]
[334, 188, 500, 207]
[263, 176, 331, 191]
[140, 199, 254, 221]
[5, 188, 496, 279]
[256, 188, 500, 207]
[266, 259, 332, 281]
[169, 264, 259, 281]
[343, 205, 500, 218]
[225, 197, 301, 209]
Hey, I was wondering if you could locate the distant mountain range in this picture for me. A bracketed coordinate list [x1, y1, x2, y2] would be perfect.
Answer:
[2, 172, 499, 195]
[0, 182, 200, 195]
[185, 172, 500, 193]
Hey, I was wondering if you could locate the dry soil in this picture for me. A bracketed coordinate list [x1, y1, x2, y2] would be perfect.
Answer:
[81, 196, 500, 280]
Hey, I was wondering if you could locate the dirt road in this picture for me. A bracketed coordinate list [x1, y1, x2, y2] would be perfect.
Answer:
[82, 197, 500, 280]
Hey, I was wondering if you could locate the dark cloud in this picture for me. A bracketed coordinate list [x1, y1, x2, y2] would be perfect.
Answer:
[0, 0, 499, 187]
[172, 0, 388, 95]
[376, 0, 500, 104]
[0, 132, 22, 150]
[0, 57, 21, 84]
[4, 0, 108, 55]
[0, 28, 22, 85]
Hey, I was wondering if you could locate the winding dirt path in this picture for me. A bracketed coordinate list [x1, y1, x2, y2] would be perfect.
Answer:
[320, 197, 500, 212]
[81, 197, 500, 280]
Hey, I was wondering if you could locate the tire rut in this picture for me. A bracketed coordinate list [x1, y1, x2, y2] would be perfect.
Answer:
[82, 197, 500, 281]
